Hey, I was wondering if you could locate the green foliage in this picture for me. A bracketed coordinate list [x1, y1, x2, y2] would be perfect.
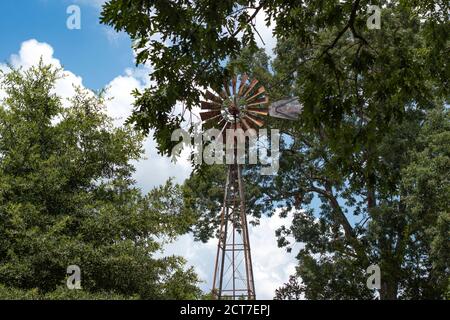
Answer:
[269, 4, 448, 299]
[101, 0, 261, 155]
[0, 62, 201, 299]
[182, 165, 227, 242]
[274, 276, 303, 300]
[399, 107, 450, 298]
[0, 284, 135, 300]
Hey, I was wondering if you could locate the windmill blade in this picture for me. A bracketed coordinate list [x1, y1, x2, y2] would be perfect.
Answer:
[269, 97, 303, 120]
[223, 80, 231, 97]
[219, 89, 228, 100]
[201, 74, 274, 133]
[205, 90, 223, 104]
[241, 118, 256, 132]
[218, 119, 228, 136]
[245, 114, 265, 127]
[217, 119, 230, 144]
[238, 74, 249, 96]
[200, 110, 222, 122]
[246, 86, 266, 103]
[247, 97, 269, 107]
[201, 101, 221, 110]
[247, 109, 269, 116]
[240, 118, 250, 131]
[243, 79, 259, 98]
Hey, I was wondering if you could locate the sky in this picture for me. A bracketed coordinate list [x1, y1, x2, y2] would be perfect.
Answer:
[0, 1, 296, 299]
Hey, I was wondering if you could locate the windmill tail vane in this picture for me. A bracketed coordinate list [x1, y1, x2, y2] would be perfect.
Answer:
[199, 74, 302, 300]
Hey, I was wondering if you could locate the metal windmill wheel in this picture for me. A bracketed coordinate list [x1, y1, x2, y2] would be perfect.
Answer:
[199, 74, 269, 136]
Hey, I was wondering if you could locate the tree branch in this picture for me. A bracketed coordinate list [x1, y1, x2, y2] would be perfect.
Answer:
[319, 0, 367, 59]
[308, 184, 368, 263]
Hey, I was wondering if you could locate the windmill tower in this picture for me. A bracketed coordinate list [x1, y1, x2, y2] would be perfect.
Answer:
[200, 74, 302, 300]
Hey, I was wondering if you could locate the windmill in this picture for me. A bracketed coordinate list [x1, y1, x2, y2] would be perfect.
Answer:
[200, 74, 302, 300]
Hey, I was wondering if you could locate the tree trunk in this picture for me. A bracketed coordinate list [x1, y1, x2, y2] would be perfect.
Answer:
[380, 280, 398, 300]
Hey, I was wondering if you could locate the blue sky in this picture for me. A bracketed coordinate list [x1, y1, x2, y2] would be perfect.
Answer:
[0, 0, 133, 90]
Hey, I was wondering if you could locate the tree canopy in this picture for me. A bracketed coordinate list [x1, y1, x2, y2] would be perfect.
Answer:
[0, 63, 201, 299]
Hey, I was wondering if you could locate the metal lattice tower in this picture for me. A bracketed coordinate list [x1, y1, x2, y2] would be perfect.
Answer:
[212, 163, 255, 300]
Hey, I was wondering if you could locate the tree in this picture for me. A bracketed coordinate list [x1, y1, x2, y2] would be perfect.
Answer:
[399, 107, 449, 298]
[274, 276, 303, 300]
[263, 4, 449, 299]
[272, 107, 449, 300]
[101, 1, 449, 299]
[0, 62, 201, 299]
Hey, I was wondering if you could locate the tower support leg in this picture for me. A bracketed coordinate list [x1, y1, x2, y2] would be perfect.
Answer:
[212, 164, 256, 300]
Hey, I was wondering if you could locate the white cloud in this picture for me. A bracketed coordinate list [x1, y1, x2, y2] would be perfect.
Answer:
[132, 137, 193, 191]
[9, 39, 58, 68]
[251, 211, 300, 299]
[1, 39, 84, 108]
[104, 74, 142, 125]
[102, 27, 129, 45]
[253, 9, 277, 56]
[101, 65, 192, 190]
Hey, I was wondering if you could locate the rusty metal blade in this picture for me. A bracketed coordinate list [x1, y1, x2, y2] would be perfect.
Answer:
[246, 86, 266, 102]
[205, 90, 223, 104]
[224, 80, 231, 97]
[240, 118, 250, 131]
[243, 79, 259, 98]
[247, 109, 269, 116]
[219, 90, 228, 100]
[240, 117, 254, 131]
[232, 75, 237, 96]
[238, 74, 249, 96]
[245, 114, 264, 127]
[200, 110, 221, 121]
[247, 96, 269, 107]
[201, 101, 221, 110]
